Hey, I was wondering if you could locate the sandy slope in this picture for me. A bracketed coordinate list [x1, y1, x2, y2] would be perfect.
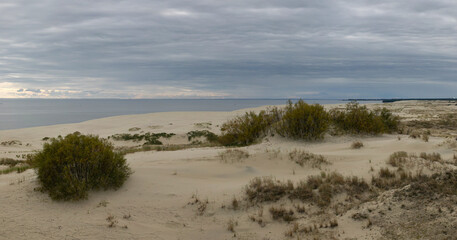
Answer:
[1, 101, 456, 240]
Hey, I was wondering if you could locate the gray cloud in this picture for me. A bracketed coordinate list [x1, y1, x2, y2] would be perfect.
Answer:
[0, 0, 456, 98]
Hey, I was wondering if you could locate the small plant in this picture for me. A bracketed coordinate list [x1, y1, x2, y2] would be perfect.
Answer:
[387, 151, 408, 167]
[31, 132, 132, 201]
[422, 134, 429, 142]
[351, 141, 364, 149]
[188, 194, 209, 216]
[227, 218, 238, 232]
[231, 196, 239, 210]
[97, 200, 109, 207]
[106, 214, 118, 228]
[128, 127, 141, 132]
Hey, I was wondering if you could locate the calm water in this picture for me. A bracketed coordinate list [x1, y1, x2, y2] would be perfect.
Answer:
[0, 99, 363, 130]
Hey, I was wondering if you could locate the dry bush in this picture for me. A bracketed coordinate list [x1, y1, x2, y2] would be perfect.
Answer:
[379, 167, 396, 178]
[422, 134, 429, 142]
[387, 151, 409, 167]
[409, 131, 421, 139]
[246, 172, 370, 207]
[371, 168, 416, 190]
[387, 151, 446, 171]
[419, 152, 442, 162]
[188, 194, 209, 216]
[288, 149, 330, 168]
[269, 206, 295, 222]
[351, 141, 364, 149]
[219, 149, 250, 163]
[245, 177, 294, 203]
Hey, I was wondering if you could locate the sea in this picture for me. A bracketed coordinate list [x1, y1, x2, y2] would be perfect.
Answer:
[0, 99, 378, 131]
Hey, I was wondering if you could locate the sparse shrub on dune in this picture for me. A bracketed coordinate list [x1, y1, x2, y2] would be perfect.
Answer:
[276, 100, 329, 140]
[351, 141, 364, 149]
[111, 132, 175, 145]
[245, 172, 370, 207]
[186, 130, 218, 143]
[288, 149, 330, 168]
[218, 100, 399, 146]
[218, 149, 250, 163]
[269, 206, 295, 222]
[218, 111, 273, 146]
[330, 101, 399, 135]
[30, 132, 132, 201]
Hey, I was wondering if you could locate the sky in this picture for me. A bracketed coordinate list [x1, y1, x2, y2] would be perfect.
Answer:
[1, 0, 456, 99]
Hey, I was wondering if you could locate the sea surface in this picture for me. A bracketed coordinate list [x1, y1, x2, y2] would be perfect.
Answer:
[0, 99, 377, 130]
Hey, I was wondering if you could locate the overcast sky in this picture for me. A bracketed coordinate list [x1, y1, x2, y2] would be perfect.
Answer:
[1, 0, 456, 99]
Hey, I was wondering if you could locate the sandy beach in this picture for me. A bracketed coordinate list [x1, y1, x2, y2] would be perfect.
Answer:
[1, 101, 456, 240]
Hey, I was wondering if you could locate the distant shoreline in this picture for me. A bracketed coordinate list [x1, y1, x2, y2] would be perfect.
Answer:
[346, 98, 457, 103]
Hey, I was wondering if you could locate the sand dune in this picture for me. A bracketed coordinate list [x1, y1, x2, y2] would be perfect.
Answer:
[1, 101, 456, 239]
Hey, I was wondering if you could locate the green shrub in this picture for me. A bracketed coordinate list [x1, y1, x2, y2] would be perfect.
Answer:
[218, 111, 272, 146]
[111, 132, 175, 145]
[31, 132, 132, 201]
[330, 102, 398, 135]
[276, 100, 329, 140]
[186, 130, 218, 143]
[374, 107, 400, 133]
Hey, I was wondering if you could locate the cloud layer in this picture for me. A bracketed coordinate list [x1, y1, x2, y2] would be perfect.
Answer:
[1, 0, 456, 98]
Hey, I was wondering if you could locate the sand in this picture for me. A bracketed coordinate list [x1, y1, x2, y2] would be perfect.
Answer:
[1, 101, 456, 239]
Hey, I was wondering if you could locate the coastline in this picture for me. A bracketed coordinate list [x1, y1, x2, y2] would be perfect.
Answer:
[1, 100, 456, 239]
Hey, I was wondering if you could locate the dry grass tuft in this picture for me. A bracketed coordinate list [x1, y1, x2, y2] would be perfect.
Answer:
[219, 149, 250, 163]
[227, 218, 238, 232]
[269, 206, 295, 222]
[351, 141, 364, 149]
[289, 149, 330, 168]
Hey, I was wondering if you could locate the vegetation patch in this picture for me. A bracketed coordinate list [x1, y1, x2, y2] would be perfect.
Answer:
[245, 173, 370, 207]
[219, 149, 250, 163]
[351, 141, 364, 149]
[1, 140, 22, 146]
[128, 127, 141, 132]
[30, 132, 132, 201]
[387, 151, 447, 171]
[330, 102, 399, 135]
[110, 132, 175, 145]
[276, 100, 330, 140]
[0, 158, 25, 167]
[217, 100, 399, 146]
[186, 130, 218, 143]
[288, 149, 330, 168]
[218, 111, 274, 146]
[269, 206, 296, 222]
